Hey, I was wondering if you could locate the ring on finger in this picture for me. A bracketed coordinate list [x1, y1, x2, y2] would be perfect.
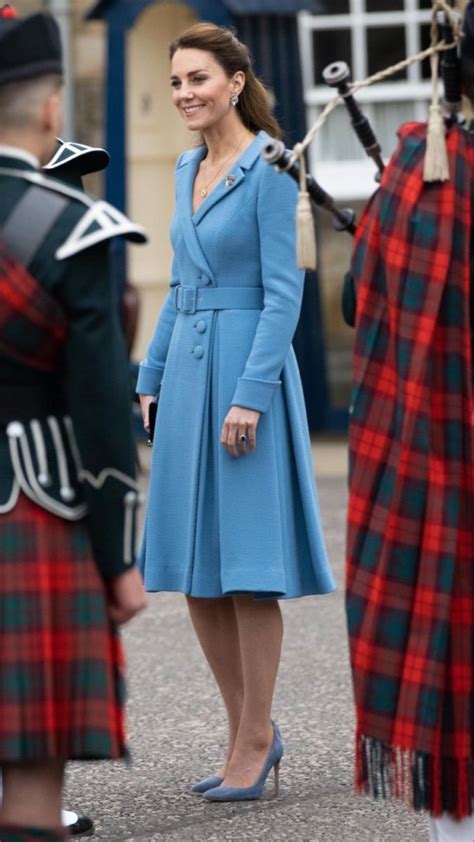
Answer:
[239, 433, 247, 444]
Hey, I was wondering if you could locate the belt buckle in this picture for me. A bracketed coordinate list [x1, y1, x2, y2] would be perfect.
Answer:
[180, 286, 197, 314]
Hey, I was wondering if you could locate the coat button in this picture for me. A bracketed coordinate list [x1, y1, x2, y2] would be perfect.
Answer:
[196, 320, 207, 334]
[193, 346, 204, 359]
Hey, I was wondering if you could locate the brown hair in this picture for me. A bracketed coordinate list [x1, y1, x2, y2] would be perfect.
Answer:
[169, 22, 281, 140]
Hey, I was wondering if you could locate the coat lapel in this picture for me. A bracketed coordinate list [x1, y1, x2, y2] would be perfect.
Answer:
[192, 132, 267, 227]
[192, 167, 245, 226]
[176, 147, 214, 281]
[175, 132, 268, 281]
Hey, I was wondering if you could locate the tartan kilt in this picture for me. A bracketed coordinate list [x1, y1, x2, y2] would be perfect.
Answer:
[347, 123, 474, 819]
[0, 493, 126, 763]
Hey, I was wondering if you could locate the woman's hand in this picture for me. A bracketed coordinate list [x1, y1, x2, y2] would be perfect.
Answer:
[139, 394, 155, 433]
[220, 406, 261, 458]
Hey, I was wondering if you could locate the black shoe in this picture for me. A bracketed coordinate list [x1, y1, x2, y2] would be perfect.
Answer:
[62, 812, 94, 837]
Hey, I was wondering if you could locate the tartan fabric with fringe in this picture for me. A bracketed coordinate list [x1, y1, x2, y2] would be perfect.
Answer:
[0, 241, 67, 372]
[0, 493, 126, 762]
[347, 122, 474, 818]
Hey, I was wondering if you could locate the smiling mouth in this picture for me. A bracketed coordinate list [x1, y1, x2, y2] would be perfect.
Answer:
[183, 105, 205, 116]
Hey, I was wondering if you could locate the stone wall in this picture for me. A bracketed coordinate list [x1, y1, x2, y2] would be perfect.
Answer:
[71, 0, 106, 196]
[14, 0, 106, 197]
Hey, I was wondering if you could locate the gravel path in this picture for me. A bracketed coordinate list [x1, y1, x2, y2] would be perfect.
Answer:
[65, 466, 429, 841]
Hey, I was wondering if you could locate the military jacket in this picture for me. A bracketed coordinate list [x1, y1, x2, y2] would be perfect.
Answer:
[0, 149, 146, 579]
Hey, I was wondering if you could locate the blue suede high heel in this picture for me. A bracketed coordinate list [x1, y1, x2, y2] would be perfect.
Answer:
[203, 723, 283, 802]
[191, 774, 224, 794]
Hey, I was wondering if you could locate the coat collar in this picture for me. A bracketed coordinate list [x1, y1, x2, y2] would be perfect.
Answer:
[0, 146, 40, 171]
[175, 132, 268, 279]
[180, 130, 268, 223]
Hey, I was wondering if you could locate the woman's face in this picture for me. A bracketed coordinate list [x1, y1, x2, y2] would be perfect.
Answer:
[170, 48, 243, 132]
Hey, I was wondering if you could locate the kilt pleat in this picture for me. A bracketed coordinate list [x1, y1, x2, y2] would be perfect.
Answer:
[347, 123, 474, 818]
[0, 493, 126, 762]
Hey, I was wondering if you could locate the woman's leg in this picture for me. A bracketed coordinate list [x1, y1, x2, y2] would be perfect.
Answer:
[223, 596, 283, 788]
[186, 596, 244, 776]
[0, 760, 65, 831]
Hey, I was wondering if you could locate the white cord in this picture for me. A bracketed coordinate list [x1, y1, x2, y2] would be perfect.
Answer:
[30, 419, 51, 487]
[63, 415, 83, 475]
[123, 490, 137, 566]
[80, 466, 140, 491]
[0, 477, 20, 514]
[6, 423, 87, 520]
[47, 416, 75, 501]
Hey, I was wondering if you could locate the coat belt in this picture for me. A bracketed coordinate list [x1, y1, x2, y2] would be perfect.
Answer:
[174, 286, 264, 315]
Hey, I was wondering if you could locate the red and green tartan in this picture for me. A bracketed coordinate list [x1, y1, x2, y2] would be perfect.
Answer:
[0, 241, 67, 372]
[347, 122, 474, 818]
[0, 493, 126, 762]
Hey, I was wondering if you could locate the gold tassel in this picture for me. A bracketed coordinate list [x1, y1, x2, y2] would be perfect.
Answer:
[295, 148, 317, 270]
[423, 14, 450, 182]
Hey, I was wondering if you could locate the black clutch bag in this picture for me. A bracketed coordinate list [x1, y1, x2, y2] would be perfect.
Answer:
[342, 271, 357, 328]
[146, 400, 158, 447]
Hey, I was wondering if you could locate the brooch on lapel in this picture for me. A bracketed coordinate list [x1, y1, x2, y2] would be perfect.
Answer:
[224, 174, 236, 189]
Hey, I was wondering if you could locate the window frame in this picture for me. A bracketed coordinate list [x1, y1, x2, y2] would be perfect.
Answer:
[297, 0, 433, 199]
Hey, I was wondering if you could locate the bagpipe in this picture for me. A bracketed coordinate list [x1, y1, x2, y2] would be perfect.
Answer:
[261, 0, 465, 264]
[261, 138, 357, 235]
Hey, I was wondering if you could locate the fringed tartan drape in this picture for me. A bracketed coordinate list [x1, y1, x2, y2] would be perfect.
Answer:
[347, 122, 474, 818]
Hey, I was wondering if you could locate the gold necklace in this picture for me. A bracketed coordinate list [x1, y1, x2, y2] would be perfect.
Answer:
[199, 135, 248, 198]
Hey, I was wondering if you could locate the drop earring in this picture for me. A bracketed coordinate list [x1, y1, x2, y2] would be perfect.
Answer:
[230, 94, 239, 106]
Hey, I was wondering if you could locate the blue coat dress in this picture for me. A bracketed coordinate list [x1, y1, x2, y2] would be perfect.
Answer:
[136, 131, 335, 599]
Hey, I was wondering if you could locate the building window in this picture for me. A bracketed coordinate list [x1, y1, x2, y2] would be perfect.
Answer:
[297, 1, 434, 412]
[297, 0, 433, 200]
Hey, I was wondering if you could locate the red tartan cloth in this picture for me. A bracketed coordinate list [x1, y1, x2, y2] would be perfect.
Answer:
[347, 123, 474, 818]
[0, 493, 126, 762]
[0, 241, 67, 372]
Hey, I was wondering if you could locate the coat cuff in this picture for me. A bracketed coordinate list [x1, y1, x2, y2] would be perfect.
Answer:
[136, 362, 165, 396]
[231, 377, 281, 414]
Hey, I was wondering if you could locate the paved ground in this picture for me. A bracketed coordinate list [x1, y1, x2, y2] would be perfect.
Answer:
[65, 442, 430, 841]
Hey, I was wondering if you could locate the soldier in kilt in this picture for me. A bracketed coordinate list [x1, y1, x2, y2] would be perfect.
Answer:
[0, 7, 147, 841]
[346, 4, 474, 840]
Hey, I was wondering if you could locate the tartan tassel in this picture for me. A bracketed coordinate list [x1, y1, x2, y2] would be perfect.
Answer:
[423, 12, 449, 183]
[295, 147, 317, 271]
[296, 190, 317, 270]
[355, 736, 474, 819]
[424, 103, 450, 182]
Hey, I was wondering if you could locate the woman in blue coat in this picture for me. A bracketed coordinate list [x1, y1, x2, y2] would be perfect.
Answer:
[137, 22, 335, 802]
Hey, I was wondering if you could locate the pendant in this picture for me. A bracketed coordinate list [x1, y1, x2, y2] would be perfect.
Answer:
[200, 187, 208, 198]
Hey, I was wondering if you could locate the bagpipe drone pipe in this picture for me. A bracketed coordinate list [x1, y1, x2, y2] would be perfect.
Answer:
[261, 3, 463, 243]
